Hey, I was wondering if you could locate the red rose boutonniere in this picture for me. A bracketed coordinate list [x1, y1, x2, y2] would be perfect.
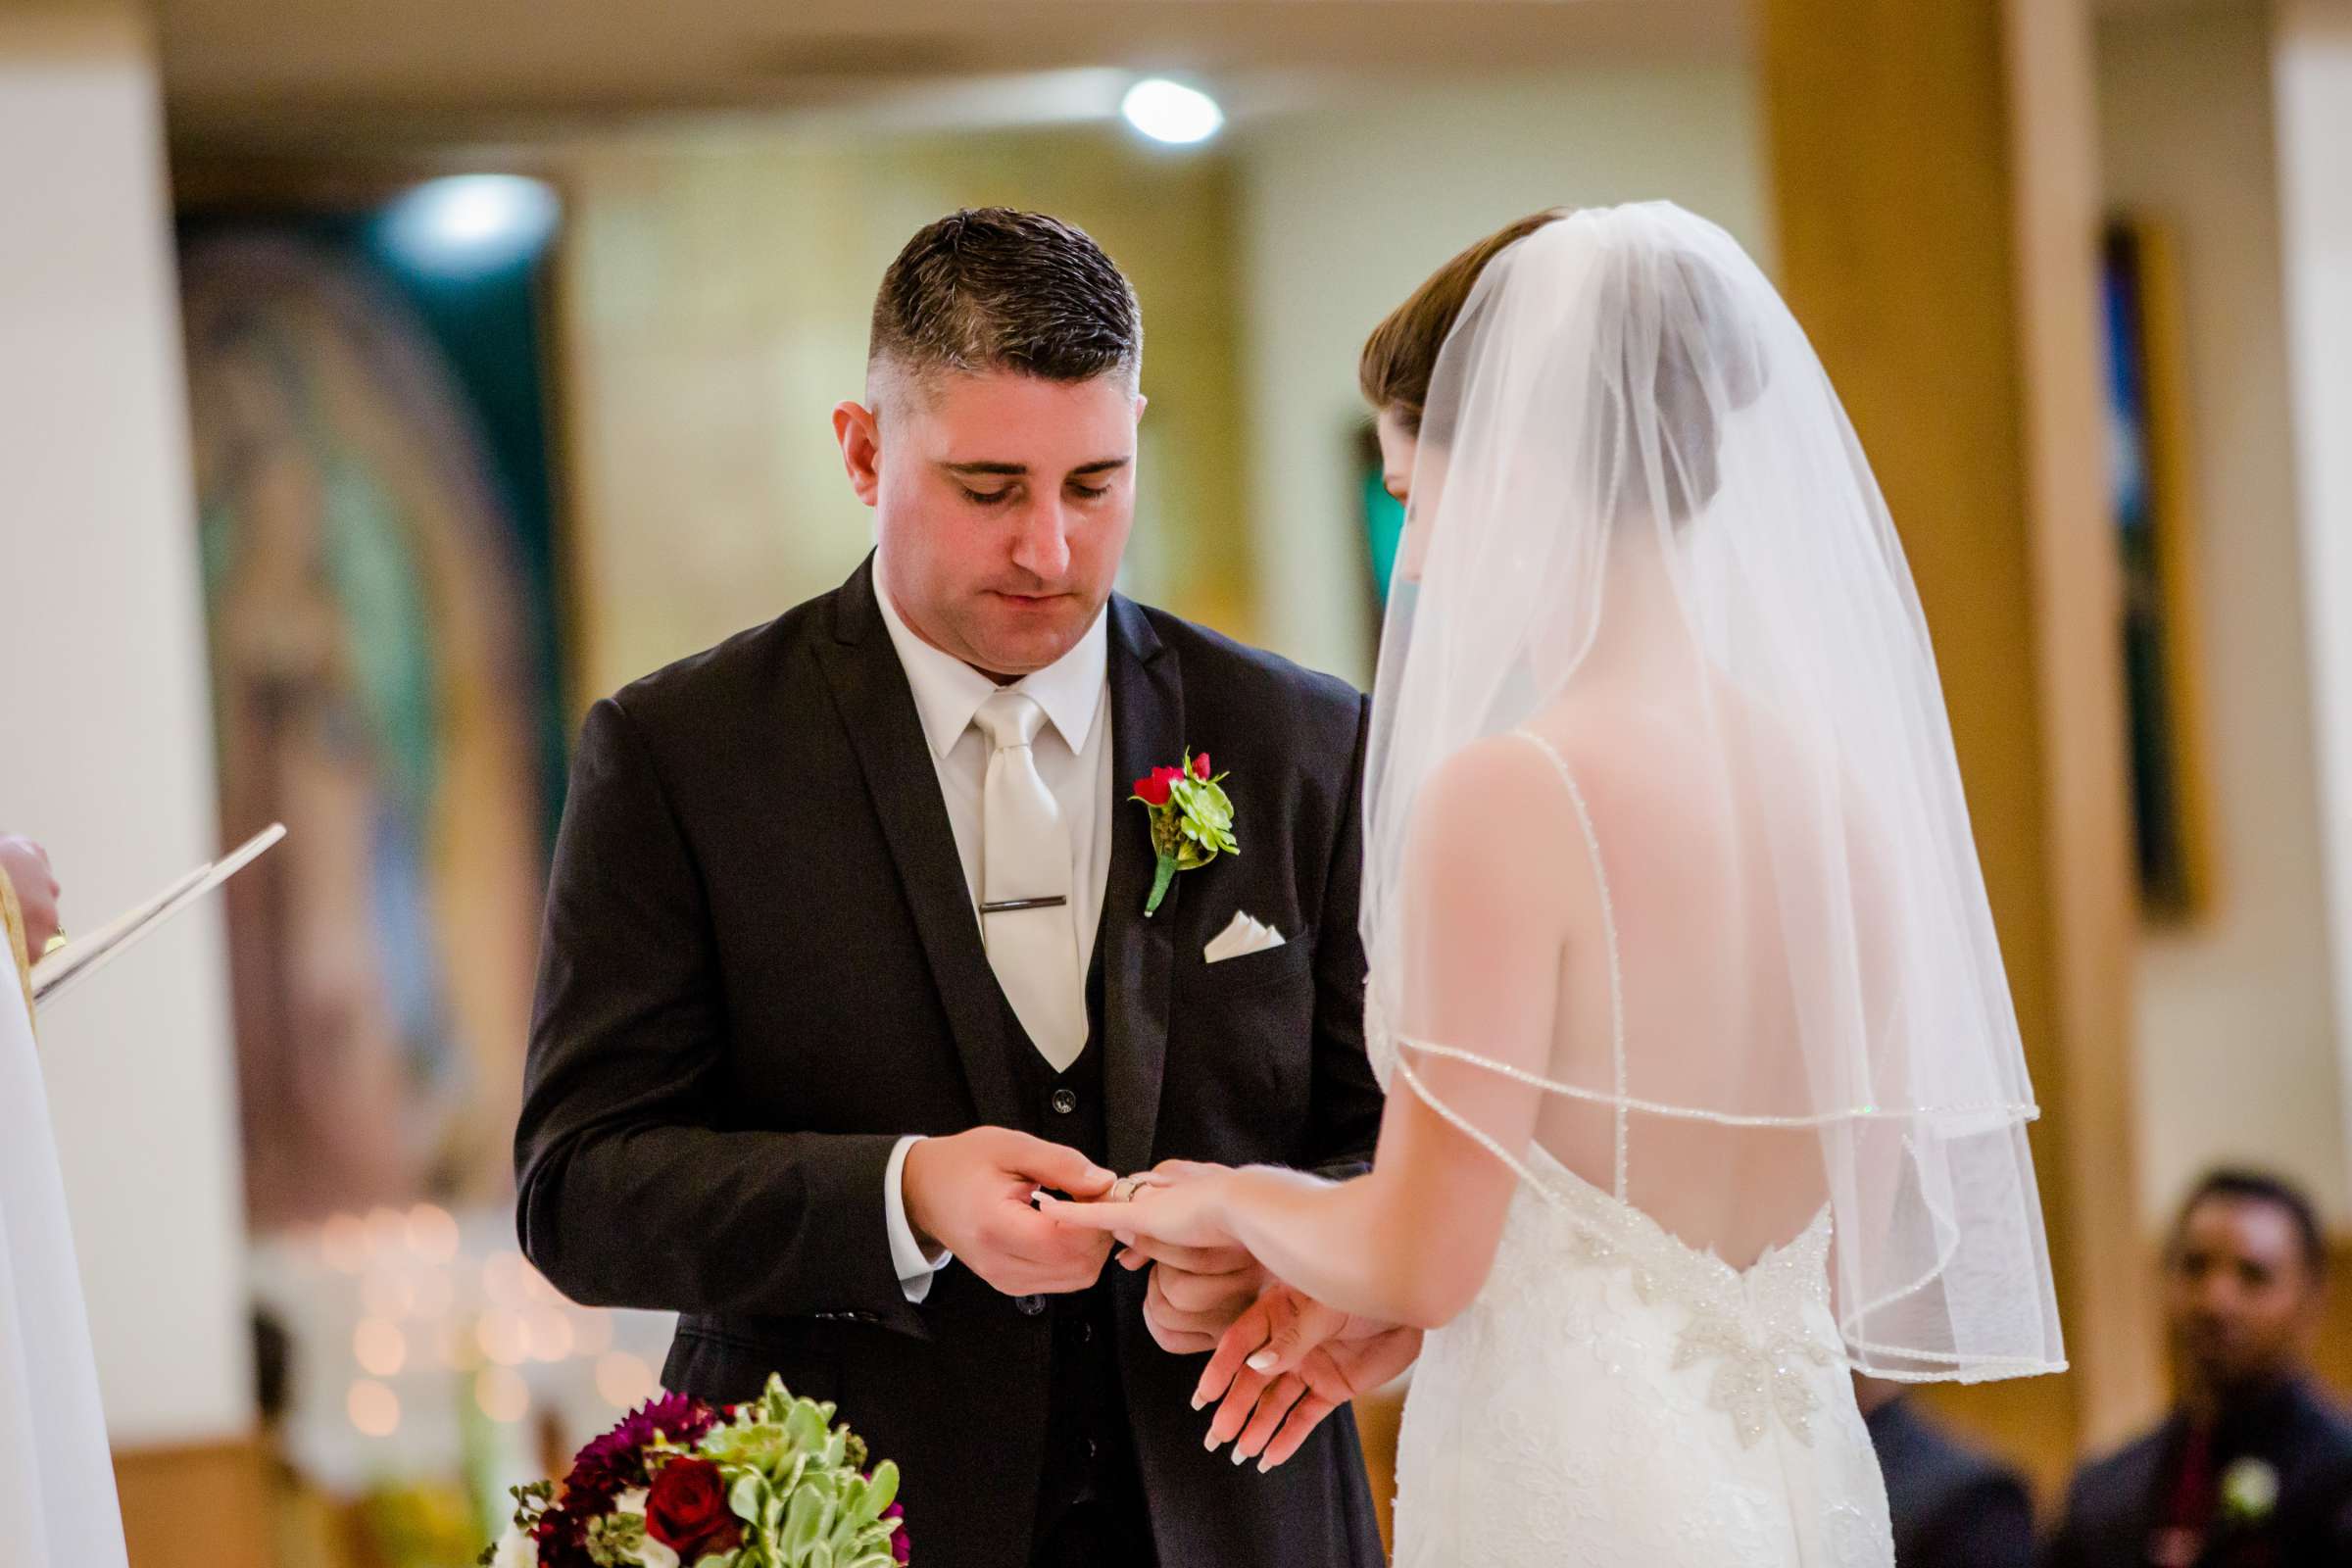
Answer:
[1129, 751, 1238, 917]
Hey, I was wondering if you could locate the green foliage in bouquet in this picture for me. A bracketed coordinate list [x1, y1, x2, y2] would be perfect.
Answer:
[689, 1380, 903, 1568]
[483, 1377, 906, 1568]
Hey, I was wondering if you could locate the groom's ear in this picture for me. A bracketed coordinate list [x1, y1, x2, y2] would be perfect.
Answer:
[834, 400, 884, 506]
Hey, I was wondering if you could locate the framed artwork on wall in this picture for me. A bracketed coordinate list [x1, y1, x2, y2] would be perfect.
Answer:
[2104, 216, 2213, 922]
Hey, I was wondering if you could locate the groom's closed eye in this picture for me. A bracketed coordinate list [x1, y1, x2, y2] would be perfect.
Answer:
[956, 481, 1116, 507]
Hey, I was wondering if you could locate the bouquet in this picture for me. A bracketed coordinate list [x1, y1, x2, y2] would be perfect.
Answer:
[483, 1376, 907, 1568]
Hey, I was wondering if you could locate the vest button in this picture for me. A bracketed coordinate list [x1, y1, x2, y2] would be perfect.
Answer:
[1015, 1294, 1046, 1316]
[1051, 1088, 1078, 1115]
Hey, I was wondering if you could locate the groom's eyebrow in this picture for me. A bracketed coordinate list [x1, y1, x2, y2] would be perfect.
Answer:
[938, 457, 1133, 478]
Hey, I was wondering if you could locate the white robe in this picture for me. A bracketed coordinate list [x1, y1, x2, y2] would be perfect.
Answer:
[0, 915, 130, 1567]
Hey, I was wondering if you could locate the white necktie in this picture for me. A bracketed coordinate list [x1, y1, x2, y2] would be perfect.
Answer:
[973, 690, 1088, 1070]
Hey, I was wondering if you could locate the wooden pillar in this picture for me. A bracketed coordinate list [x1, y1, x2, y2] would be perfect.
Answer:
[1760, 0, 2162, 1487]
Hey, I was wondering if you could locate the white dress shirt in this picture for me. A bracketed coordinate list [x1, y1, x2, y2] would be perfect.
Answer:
[873, 562, 1114, 1301]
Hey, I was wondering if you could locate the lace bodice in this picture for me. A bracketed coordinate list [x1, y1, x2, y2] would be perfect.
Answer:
[1388, 1145, 1891, 1566]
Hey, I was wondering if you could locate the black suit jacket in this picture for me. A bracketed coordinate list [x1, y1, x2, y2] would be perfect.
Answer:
[2042, 1377, 2352, 1568]
[1866, 1396, 2035, 1568]
[516, 559, 1388, 1568]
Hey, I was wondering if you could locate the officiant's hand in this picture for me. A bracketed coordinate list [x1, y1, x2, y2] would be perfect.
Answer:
[902, 1127, 1119, 1298]
[1195, 1284, 1423, 1471]
[0, 836, 62, 956]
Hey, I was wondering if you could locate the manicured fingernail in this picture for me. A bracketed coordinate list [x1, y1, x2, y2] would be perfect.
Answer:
[1247, 1351, 1278, 1372]
[1257, 1456, 1275, 1474]
[1203, 1432, 1222, 1452]
[1229, 1446, 1249, 1466]
[1190, 1393, 1207, 1411]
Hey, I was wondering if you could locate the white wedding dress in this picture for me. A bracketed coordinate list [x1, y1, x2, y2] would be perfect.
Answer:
[1357, 205, 2064, 1565]
[1390, 1152, 1889, 1567]
[1376, 738, 1892, 1568]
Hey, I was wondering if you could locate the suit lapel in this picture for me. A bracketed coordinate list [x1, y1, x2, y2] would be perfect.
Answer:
[814, 557, 1025, 1132]
[1102, 595, 1182, 1177]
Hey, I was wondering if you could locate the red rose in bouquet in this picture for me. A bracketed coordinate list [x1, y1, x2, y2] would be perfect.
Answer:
[645, 1456, 742, 1560]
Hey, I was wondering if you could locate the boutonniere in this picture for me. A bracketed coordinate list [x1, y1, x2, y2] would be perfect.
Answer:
[1130, 751, 1238, 917]
[2219, 1456, 2279, 1529]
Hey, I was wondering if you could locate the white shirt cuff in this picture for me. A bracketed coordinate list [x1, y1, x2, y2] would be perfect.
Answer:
[884, 1134, 952, 1303]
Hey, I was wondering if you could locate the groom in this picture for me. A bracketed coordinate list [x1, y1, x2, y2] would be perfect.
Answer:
[516, 208, 1388, 1568]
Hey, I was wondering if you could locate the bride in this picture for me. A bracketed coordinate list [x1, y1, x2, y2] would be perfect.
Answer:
[1048, 203, 2066, 1564]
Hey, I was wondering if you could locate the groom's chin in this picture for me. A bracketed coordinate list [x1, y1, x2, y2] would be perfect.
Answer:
[965, 603, 1093, 673]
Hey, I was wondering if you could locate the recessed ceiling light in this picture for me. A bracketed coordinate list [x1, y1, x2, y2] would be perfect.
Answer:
[378, 175, 559, 275]
[1121, 77, 1223, 146]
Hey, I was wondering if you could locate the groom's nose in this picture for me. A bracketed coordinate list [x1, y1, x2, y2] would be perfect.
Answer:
[1008, 500, 1073, 582]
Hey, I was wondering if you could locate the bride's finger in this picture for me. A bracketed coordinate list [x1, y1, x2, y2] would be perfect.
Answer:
[1233, 1373, 1310, 1463]
[1033, 1195, 1134, 1231]
[1259, 1393, 1342, 1471]
[1116, 1235, 1251, 1274]
[1197, 1298, 1278, 1408]
[1204, 1366, 1271, 1451]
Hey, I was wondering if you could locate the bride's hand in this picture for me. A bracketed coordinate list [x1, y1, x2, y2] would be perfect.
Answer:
[1196, 1284, 1423, 1471]
[1036, 1160, 1242, 1251]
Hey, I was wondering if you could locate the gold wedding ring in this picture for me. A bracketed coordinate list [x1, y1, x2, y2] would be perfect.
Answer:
[1108, 1176, 1141, 1204]
[42, 929, 67, 957]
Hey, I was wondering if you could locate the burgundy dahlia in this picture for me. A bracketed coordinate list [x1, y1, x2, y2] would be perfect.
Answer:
[565, 1392, 720, 1501]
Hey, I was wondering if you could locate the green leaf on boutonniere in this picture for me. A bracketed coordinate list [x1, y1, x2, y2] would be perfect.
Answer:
[1130, 750, 1238, 916]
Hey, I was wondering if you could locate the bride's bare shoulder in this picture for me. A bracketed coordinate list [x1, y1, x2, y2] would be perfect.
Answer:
[1406, 732, 1582, 866]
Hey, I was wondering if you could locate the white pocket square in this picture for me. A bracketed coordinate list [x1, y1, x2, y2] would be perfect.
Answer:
[1204, 910, 1288, 964]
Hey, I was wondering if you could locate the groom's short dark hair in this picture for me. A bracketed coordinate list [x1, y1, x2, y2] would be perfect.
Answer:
[868, 208, 1141, 405]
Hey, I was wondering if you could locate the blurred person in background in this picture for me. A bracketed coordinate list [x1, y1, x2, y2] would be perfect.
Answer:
[1856, 1374, 2034, 1567]
[2044, 1167, 2352, 1567]
[252, 1306, 363, 1568]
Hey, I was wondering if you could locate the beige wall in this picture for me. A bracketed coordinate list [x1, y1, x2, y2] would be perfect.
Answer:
[2097, 6, 2348, 1225]
[1230, 67, 1776, 685]
[2275, 0, 2352, 1225]
[553, 123, 1249, 706]
[0, 5, 256, 1449]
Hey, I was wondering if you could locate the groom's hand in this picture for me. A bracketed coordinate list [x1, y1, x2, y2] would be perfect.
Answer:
[1118, 1238, 1268, 1354]
[902, 1128, 1118, 1298]
[1115, 1161, 1267, 1353]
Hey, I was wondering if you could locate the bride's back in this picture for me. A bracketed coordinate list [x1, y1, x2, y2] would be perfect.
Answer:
[1523, 686, 1839, 1268]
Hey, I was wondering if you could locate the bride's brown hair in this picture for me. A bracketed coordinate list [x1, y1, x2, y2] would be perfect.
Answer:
[1358, 209, 1562, 434]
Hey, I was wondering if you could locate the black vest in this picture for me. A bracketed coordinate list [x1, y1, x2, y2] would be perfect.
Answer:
[998, 937, 1152, 1563]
